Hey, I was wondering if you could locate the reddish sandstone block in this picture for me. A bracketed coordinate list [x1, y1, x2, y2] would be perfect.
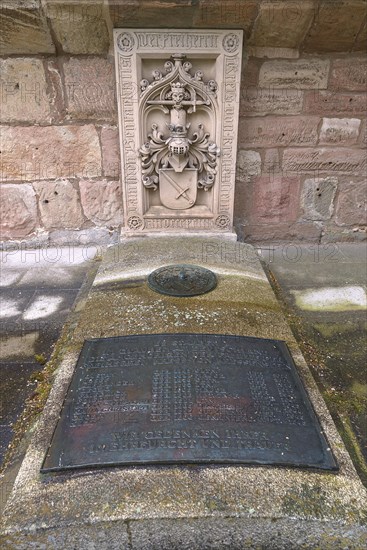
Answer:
[0, 125, 102, 182]
[336, 179, 367, 226]
[283, 148, 366, 175]
[194, 1, 258, 32]
[0, 184, 38, 239]
[238, 116, 319, 148]
[248, 0, 314, 49]
[0, 58, 51, 124]
[101, 126, 120, 178]
[259, 59, 329, 89]
[63, 57, 117, 121]
[79, 179, 123, 227]
[242, 222, 321, 243]
[240, 88, 303, 117]
[33, 179, 84, 229]
[301, 177, 338, 221]
[249, 175, 301, 223]
[303, 0, 367, 53]
[303, 90, 366, 116]
[319, 118, 361, 146]
[330, 57, 367, 92]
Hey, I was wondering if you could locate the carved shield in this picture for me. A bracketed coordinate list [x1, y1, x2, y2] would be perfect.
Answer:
[159, 168, 197, 210]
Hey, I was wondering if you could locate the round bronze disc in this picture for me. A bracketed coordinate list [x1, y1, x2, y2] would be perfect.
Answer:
[147, 264, 217, 297]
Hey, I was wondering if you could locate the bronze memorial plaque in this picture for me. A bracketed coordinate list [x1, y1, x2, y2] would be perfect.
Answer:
[41, 334, 338, 472]
[147, 264, 217, 297]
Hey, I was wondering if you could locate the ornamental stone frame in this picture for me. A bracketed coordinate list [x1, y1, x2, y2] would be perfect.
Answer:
[113, 29, 243, 236]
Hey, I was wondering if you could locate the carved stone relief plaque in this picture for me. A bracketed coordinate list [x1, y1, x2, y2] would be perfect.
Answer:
[113, 30, 243, 234]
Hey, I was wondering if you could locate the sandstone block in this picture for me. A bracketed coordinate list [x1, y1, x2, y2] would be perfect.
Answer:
[283, 148, 366, 175]
[0, 58, 51, 124]
[241, 58, 260, 88]
[0, 125, 101, 182]
[79, 179, 123, 227]
[194, 1, 258, 32]
[101, 126, 120, 178]
[236, 150, 261, 180]
[301, 177, 338, 221]
[33, 179, 84, 230]
[63, 57, 117, 121]
[263, 149, 281, 175]
[303, 0, 367, 52]
[303, 90, 366, 116]
[241, 221, 321, 243]
[110, 0, 194, 29]
[259, 59, 329, 89]
[330, 57, 367, 92]
[239, 116, 319, 148]
[319, 118, 361, 146]
[249, 175, 301, 223]
[0, 1, 55, 55]
[336, 179, 367, 226]
[359, 119, 367, 147]
[44, 1, 110, 54]
[247, 47, 299, 59]
[46, 59, 66, 123]
[248, 0, 314, 48]
[354, 18, 367, 52]
[240, 88, 303, 116]
[0, 184, 38, 239]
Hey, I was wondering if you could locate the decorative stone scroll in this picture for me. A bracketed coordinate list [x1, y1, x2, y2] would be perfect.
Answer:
[113, 29, 243, 235]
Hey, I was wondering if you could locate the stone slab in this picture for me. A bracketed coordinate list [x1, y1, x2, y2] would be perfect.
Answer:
[1, 237, 366, 548]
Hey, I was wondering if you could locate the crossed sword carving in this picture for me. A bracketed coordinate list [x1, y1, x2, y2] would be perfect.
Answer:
[163, 171, 195, 206]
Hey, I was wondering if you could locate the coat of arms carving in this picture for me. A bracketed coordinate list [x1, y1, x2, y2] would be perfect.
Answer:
[139, 54, 220, 211]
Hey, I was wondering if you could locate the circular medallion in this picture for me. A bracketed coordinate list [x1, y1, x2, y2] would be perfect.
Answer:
[148, 264, 217, 297]
[215, 214, 231, 229]
[127, 215, 144, 230]
[117, 32, 135, 53]
[222, 33, 240, 53]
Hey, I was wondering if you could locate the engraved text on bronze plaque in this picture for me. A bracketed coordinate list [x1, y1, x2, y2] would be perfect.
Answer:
[42, 334, 337, 472]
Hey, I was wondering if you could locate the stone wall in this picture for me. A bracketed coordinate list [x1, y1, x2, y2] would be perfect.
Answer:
[1, 0, 366, 244]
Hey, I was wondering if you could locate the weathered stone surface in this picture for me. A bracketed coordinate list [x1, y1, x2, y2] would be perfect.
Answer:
[303, 0, 367, 52]
[301, 177, 338, 221]
[79, 179, 123, 227]
[319, 118, 361, 146]
[354, 18, 367, 52]
[236, 150, 261, 180]
[247, 47, 299, 59]
[259, 59, 329, 89]
[241, 57, 260, 87]
[0, 1, 55, 55]
[0, 58, 51, 124]
[263, 149, 281, 175]
[303, 91, 367, 116]
[359, 119, 367, 147]
[239, 116, 319, 148]
[44, 1, 109, 54]
[240, 88, 303, 116]
[101, 126, 120, 178]
[0, 184, 38, 239]
[110, 0, 194, 28]
[0, 125, 102, 182]
[330, 57, 367, 92]
[33, 179, 84, 230]
[49, 227, 118, 246]
[336, 179, 367, 226]
[249, 175, 301, 223]
[63, 57, 117, 121]
[248, 0, 314, 48]
[194, 0, 258, 32]
[46, 59, 66, 123]
[283, 148, 366, 175]
[241, 221, 322, 243]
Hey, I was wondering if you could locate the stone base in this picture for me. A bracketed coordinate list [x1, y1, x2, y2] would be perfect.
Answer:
[1, 237, 366, 549]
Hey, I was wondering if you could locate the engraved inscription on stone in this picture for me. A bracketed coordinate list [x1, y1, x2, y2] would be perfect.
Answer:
[41, 334, 338, 472]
